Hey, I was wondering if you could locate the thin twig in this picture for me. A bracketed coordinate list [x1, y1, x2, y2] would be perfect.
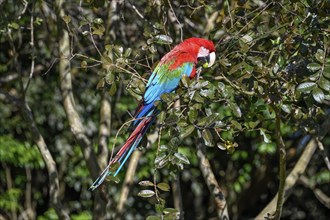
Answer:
[316, 138, 330, 170]
[24, 0, 36, 94]
[167, 0, 183, 42]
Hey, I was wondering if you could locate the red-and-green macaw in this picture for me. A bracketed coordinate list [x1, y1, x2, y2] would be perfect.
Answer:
[89, 37, 215, 190]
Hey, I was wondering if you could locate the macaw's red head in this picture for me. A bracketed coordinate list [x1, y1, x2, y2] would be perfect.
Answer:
[161, 37, 216, 73]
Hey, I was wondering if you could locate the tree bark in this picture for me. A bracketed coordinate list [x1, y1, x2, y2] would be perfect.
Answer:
[196, 141, 229, 220]
[0, 91, 69, 219]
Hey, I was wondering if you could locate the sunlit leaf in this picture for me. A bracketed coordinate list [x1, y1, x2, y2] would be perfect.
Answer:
[138, 190, 155, 198]
[106, 175, 120, 183]
[139, 180, 154, 187]
[296, 82, 316, 93]
[62, 15, 71, 24]
[307, 63, 321, 72]
[108, 83, 117, 96]
[228, 102, 242, 117]
[202, 129, 214, 147]
[318, 78, 330, 91]
[157, 182, 170, 192]
[179, 125, 195, 139]
[163, 208, 179, 214]
[217, 142, 227, 150]
[315, 49, 324, 63]
[260, 129, 271, 143]
[312, 87, 324, 103]
[108, 162, 120, 172]
[174, 152, 190, 164]
[153, 35, 173, 45]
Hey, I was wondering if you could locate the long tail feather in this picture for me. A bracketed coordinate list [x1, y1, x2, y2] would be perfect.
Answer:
[89, 110, 155, 191]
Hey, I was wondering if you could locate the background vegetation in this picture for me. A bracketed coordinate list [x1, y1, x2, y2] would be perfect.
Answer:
[0, 0, 329, 219]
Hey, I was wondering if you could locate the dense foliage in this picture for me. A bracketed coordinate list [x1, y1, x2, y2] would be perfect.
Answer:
[0, 0, 329, 219]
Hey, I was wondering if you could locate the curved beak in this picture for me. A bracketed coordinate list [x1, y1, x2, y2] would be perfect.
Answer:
[208, 52, 216, 68]
[201, 52, 215, 68]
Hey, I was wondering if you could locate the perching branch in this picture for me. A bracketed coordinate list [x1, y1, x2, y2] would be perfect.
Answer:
[196, 141, 229, 220]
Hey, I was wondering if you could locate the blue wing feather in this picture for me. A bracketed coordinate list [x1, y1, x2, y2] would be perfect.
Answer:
[144, 62, 193, 105]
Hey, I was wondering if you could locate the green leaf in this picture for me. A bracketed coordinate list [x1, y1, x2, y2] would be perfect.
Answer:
[247, 120, 260, 129]
[260, 129, 271, 143]
[62, 15, 71, 24]
[108, 83, 117, 96]
[197, 116, 209, 127]
[296, 82, 316, 93]
[231, 120, 242, 130]
[157, 182, 170, 192]
[174, 152, 190, 164]
[163, 208, 179, 214]
[188, 108, 198, 123]
[161, 93, 173, 103]
[153, 35, 173, 45]
[181, 75, 191, 88]
[165, 114, 179, 126]
[93, 18, 104, 24]
[106, 175, 120, 183]
[217, 142, 227, 150]
[124, 48, 132, 57]
[108, 162, 120, 172]
[80, 61, 87, 68]
[281, 104, 292, 114]
[318, 78, 330, 91]
[228, 102, 242, 117]
[229, 62, 245, 75]
[307, 63, 321, 72]
[315, 49, 325, 63]
[241, 34, 253, 44]
[202, 129, 214, 147]
[10, 22, 19, 30]
[105, 72, 115, 84]
[155, 154, 168, 169]
[139, 180, 154, 187]
[206, 114, 220, 126]
[323, 65, 330, 78]
[137, 190, 155, 198]
[146, 216, 161, 220]
[179, 125, 195, 139]
[312, 87, 324, 103]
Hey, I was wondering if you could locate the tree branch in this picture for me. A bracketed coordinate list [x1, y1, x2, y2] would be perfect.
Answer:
[256, 113, 330, 219]
[55, 0, 100, 180]
[196, 141, 229, 220]
[298, 175, 330, 209]
[255, 138, 317, 219]
[0, 91, 69, 219]
[271, 105, 286, 219]
[116, 150, 141, 217]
